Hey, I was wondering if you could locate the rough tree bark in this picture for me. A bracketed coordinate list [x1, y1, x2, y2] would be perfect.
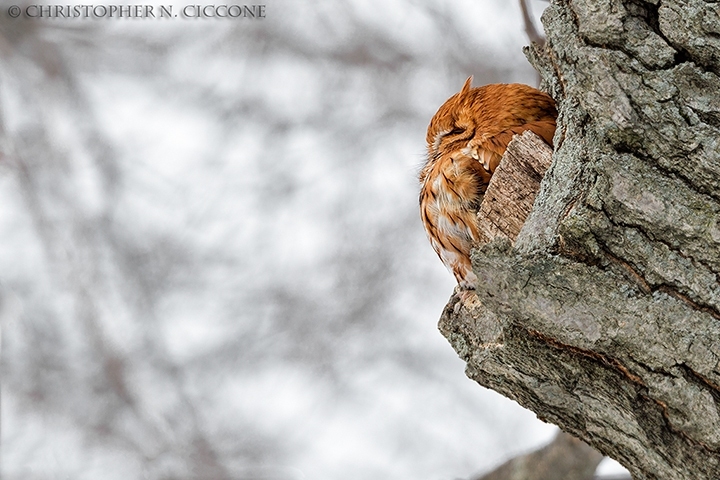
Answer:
[439, 1, 720, 479]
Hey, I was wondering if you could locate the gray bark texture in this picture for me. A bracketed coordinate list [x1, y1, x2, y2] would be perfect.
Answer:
[439, 1, 720, 479]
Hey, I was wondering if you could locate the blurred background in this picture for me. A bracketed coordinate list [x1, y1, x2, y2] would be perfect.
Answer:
[0, 1, 626, 478]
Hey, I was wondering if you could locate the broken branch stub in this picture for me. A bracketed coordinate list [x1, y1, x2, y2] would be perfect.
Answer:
[476, 130, 553, 245]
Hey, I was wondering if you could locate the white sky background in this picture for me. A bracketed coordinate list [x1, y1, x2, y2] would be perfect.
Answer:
[0, 0, 626, 478]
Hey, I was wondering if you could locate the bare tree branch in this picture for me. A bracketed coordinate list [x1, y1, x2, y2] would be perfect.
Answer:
[475, 431, 603, 480]
[519, 0, 545, 47]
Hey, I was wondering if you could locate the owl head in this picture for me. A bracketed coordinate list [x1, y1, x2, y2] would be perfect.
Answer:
[426, 76, 476, 162]
[424, 77, 557, 179]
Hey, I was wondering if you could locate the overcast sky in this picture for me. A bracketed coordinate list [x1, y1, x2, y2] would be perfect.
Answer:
[0, 1, 626, 478]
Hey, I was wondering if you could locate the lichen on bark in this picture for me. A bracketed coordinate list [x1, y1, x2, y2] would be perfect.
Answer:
[439, 1, 720, 478]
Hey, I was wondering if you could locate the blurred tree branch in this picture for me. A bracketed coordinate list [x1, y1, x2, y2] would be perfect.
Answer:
[474, 432, 603, 480]
[519, 0, 545, 48]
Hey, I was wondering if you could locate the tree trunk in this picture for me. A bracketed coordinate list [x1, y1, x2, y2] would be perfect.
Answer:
[439, 1, 720, 479]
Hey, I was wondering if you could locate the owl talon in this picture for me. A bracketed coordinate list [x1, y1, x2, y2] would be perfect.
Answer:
[452, 287, 480, 314]
[453, 298, 462, 315]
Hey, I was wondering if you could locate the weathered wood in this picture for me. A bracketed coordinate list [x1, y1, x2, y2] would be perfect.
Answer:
[476, 131, 553, 244]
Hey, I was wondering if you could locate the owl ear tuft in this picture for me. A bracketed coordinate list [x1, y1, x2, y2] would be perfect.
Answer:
[460, 76, 473, 95]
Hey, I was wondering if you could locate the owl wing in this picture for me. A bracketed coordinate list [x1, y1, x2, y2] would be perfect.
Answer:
[472, 119, 556, 173]
[420, 153, 490, 288]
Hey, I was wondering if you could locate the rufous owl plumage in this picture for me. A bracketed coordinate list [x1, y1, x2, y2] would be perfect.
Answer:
[419, 77, 557, 289]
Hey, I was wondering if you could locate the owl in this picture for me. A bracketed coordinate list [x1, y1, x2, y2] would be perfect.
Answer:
[419, 77, 557, 290]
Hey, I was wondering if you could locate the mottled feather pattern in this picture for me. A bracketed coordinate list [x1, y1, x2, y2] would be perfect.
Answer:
[420, 77, 557, 289]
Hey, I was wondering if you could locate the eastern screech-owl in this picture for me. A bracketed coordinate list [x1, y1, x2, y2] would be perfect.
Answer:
[419, 77, 557, 289]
